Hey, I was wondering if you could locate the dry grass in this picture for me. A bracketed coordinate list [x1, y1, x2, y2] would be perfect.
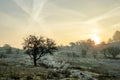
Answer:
[0, 59, 76, 80]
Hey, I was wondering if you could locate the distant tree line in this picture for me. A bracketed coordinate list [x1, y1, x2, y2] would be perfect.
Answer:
[57, 30, 120, 59]
[1, 30, 120, 66]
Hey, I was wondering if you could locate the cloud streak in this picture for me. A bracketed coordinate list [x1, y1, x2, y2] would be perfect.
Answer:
[84, 7, 120, 24]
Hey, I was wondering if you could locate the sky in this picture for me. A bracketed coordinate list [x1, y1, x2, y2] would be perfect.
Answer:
[0, 0, 120, 48]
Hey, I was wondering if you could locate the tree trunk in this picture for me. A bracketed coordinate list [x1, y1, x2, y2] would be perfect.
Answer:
[33, 58, 37, 66]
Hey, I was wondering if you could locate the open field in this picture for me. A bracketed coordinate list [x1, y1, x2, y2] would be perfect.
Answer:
[0, 54, 120, 80]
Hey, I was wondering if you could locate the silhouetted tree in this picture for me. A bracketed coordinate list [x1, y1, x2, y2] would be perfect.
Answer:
[101, 46, 120, 59]
[113, 30, 120, 42]
[23, 35, 57, 66]
[108, 38, 113, 43]
[101, 48, 108, 58]
[3, 44, 12, 54]
[86, 39, 95, 46]
[69, 42, 76, 47]
[100, 41, 106, 45]
[107, 47, 120, 59]
[109, 30, 120, 43]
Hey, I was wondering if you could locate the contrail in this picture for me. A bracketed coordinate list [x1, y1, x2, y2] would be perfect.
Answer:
[32, 0, 47, 21]
[84, 7, 120, 24]
[13, 0, 56, 37]
[13, 0, 32, 15]
[13, 0, 47, 22]
[49, 3, 87, 18]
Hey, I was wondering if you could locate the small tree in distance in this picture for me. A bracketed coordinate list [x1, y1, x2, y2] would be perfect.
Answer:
[101, 46, 120, 59]
[3, 44, 12, 54]
[107, 47, 120, 59]
[23, 35, 57, 66]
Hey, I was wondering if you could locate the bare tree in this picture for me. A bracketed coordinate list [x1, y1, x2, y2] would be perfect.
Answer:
[23, 35, 57, 66]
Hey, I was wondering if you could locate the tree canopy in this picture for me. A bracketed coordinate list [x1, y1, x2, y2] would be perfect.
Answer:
[23, 35, 57, 66]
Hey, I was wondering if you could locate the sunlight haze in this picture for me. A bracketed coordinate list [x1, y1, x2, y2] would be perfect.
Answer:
[0, 0, 120, 48]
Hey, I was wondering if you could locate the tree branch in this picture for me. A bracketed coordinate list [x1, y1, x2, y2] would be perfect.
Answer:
[36, 52, 45, 60]
[28, 54, 33, 59]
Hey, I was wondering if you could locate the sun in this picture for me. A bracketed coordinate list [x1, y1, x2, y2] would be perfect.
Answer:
[90, 29, 101, 45]
[92, 34, 100, 45]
